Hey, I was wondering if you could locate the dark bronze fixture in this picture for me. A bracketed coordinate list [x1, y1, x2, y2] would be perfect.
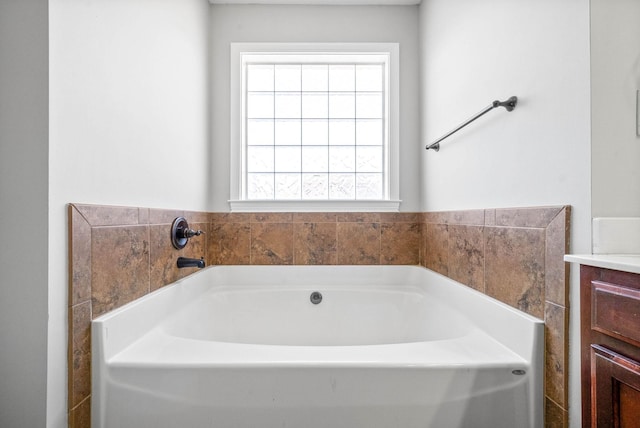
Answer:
[425, 96, 518, 152]
[177, 257, 205, 269]
[171, 217, 203, 249]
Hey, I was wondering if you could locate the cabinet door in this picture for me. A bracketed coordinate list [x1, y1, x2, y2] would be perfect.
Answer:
[592, 345, 640, 427]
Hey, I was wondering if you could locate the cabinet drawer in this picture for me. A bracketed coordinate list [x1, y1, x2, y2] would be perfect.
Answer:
[591, 345, 640, 428]
[592, 281, 640, 347]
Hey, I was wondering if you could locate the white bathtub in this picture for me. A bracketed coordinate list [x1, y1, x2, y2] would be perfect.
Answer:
[92, 265, 543, 428]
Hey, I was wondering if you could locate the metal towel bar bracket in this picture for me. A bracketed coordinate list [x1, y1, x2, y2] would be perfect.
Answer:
[425, 96, 518, 152]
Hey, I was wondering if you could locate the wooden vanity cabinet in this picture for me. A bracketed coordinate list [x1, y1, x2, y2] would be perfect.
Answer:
[580, 265, 640, 427]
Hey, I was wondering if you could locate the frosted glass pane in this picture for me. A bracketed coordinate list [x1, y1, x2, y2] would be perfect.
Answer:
[275, 173, 301, 199]
[247, 65, 274, 91]
[302, 174, 329, 199]
[329, 173, 355, 199]
[275, 120, 301, 146]
[302, 119, 328, 146]
[243, 55, 390, 203]
[329, 120, 355, 145]
[356, 119, 383, 146]
[247, 173, 274, 199]
[302, 146, 328, 172]
[302, 93, 328, 118]
[275, 65, 301, 91]
[247, 93, 274, 118]
[247, 119, 274, 146]
[275, 146, 301, 172]
[356, 146, 382, 172]
[275, 93, 301, 118]
[356, 93, 383, 118]
[356, 173, 383, 199]
[355, 65, 383, 91]
[247, 146, 274, 172]
[329, 93, 355, 118]
[329, 146, 355, 172]
[302, 65, 328, 91]
[329, 65, 355, 91]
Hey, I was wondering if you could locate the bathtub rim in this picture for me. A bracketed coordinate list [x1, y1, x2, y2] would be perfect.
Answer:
[93, 265, 543, 360]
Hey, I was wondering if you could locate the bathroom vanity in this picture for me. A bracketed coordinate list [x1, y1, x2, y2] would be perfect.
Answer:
[566, 255, 640, 427]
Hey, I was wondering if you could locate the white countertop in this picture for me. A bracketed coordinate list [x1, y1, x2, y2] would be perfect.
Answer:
[565, 254, 640, 275]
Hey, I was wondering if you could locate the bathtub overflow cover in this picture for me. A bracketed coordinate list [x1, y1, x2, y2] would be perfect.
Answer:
[310, 291, 323, 305]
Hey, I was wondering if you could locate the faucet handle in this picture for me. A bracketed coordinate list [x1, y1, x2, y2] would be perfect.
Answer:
[183, 228, 204, 238]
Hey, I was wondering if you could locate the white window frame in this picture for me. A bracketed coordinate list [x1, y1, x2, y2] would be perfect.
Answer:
[229, 42, 400, 212]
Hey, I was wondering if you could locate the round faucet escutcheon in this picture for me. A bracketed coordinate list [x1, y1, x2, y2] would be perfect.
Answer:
[171, 217, 204, 249]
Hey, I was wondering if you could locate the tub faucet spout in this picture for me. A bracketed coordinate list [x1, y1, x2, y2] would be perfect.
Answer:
[177, 257, 205, 269]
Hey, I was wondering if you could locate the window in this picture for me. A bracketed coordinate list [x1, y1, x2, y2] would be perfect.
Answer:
[230, 43, 400, 212]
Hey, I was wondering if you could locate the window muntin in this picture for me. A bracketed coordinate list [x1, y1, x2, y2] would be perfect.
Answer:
[241, 53, 390, 201]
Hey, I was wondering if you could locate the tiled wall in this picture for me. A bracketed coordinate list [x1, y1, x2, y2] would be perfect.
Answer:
[421, 206, 570, 427]
[68, 203, 569, 428]
[209, 212, 421, 265]
[68, 205, 211, 427]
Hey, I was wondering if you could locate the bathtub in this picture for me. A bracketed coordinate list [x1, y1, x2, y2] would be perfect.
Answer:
[92, 265, 543, 428]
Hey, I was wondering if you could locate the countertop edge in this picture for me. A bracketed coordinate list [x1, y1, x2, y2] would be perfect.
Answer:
[564, 254, 640, 275]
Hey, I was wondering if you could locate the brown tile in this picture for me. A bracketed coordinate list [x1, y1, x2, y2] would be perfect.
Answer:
[150, 220, 208, 287]
[148, 208, 184, 225]
[484, 209, 496, 226]
[546, 208, 570, 307]
[544, 396, 568, 428]
[495, 206, 564, 228]
[423, 210, 484, 225]
[149, 224, 181, 290]
[420, 221, 427, 267]
[91, 225, 150, 318]
[379, 212, 421, 223]
[69, 205, 91, 305]
[449, 210, 485, 225]
[484, 226, 546, 318]
[337, 223, 380, 265]
[423, 211, 449, 224]
[210, 222, 251, 265]
[73, 204, 139, 226]
[380, 222, 420, 265]
[188, 222, 209, 256]
[251, 213, 293, 223]
[424, 223, 449, 275]
[545, 302, 567, 409]
[211, 212, 252, 223]
[69, 395, 91, 428]
[293, 212, 337, 223]
[293, 223, 337, 265]
[251, 223, 294, 264]
[448, 225, 485, 292]
[184, 211, 210, 224]
[69, 301, 91, 408]
[337, 212, 380, 223]
[138, 207, 150, 224]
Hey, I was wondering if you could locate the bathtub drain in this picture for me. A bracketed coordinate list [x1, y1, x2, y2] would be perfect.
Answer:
[310, 291, 323, 305]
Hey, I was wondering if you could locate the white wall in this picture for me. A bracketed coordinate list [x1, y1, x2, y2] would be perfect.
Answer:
[48, 0, 210, 425]
[419, 0, 591, 426]
[50, 0, 211, 211]
[0, 1, 49, 427]
[591, 0, 640, 218]
[209, 4, 421, 212]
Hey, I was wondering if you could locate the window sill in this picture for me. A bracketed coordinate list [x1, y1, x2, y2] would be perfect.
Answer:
[228, 200, 401, 213]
